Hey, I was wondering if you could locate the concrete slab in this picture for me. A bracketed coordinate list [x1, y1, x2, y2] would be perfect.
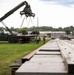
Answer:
[29, 57, 63, 63]
[24, 61, 65, 66]
[16, 62, 67, 73]
[40, 45, 59, 50]
[15, 39, 68, 75]
[33, 55, 62, 58]
[36, 51, 61, 55]
[57, 39, 74, 74]
[40, 40, 60, 50]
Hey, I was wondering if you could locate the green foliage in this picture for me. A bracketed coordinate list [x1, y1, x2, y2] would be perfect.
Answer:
[17, 28, 28, 35]
[65, 29, 71, 35]
[0, 42, 44, 75]
[1, 25, 74, 32]
[30, 26, 54, 31]
[63, 26, 74, 32]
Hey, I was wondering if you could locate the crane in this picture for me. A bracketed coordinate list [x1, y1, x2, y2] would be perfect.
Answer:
[0, 1, 35, 43]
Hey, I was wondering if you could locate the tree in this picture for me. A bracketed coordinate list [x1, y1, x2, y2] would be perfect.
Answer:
[17, 28, 28, 35]
[10, 27, 16, 31]
[65, 30, 71, 35]
[57, 27, 62, 31]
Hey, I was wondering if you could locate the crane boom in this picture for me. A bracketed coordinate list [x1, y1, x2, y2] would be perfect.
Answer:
[0, 1, 27, 21]
[0, 1, 35, 35]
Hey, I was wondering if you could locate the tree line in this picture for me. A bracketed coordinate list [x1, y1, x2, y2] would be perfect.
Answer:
[29, 26, 74, 31]
[0, 26, 74, 35]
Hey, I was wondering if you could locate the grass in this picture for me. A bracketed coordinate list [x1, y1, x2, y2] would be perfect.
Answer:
[0, 40, 49, 75]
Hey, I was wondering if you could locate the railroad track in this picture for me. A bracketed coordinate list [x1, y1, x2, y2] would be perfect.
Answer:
[15, 39, 74, 75]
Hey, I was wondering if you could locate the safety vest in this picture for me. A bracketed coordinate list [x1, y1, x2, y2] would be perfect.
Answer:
[36, 36, 40, 40]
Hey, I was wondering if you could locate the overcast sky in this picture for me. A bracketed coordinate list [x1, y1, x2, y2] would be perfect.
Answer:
[0, 0, 74, 28]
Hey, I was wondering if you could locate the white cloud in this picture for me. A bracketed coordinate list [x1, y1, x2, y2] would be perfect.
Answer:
[70, 4, 74, 7]
[41, 0, 74, 6]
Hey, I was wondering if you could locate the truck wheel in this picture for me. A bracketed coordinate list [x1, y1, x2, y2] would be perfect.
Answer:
[8, 36, 17, 43]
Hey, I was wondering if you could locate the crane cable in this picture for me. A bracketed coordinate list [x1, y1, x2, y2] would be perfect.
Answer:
[20, 16, 25, 28]
[27, 17, 34, 28]
[30, 17, 34, 26]
[20, 16, 34, 29]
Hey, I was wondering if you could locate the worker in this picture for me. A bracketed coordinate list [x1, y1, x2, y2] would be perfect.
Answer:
[36, 35, 40, 44]
[43, 35, 46, 44]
